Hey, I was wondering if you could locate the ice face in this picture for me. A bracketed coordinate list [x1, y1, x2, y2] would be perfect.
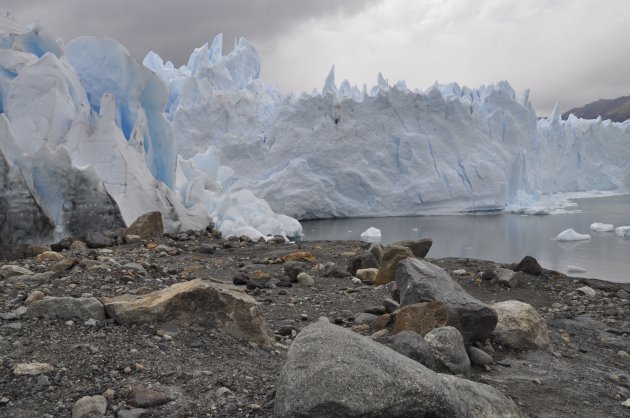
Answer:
[155, 37, 630, 220]
[0, 17, 303, 249]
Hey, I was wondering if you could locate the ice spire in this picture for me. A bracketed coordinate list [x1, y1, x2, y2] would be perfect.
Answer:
[323, 66, 337, 94]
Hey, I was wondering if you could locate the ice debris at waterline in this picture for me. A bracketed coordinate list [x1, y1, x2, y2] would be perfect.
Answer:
[590, 223, 615, 232]
[615, 226, 630, 237]
[554, 229, 591, 241]
[0, 13, 302, 253]
[360, 227, 382, 243]
[3, 13, 630, 251]
[567, 265, 587, 274]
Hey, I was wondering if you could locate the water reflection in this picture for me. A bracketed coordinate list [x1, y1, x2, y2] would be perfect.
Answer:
[302, 194, 630, 283]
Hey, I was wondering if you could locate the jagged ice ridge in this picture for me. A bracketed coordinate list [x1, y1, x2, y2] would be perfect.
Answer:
[1, 12, 629, 251]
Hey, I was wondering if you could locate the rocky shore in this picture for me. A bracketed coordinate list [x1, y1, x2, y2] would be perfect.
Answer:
[1, 217, 629, 417]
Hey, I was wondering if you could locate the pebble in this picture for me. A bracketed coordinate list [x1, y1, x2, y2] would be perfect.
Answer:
[576, 286, 596, 298]
[71, 395, 107, 418]
[216, 387, 233, 398]
[25, 290, 45, 305]
[127, 385, 170, 408]
[618, 350, 630, 360]
[622, 398, 630, 407]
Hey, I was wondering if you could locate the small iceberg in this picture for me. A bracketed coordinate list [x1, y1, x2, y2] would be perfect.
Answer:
[590, 223, 614, 232]
[554, 229, 591, 241]
[360, 227, 382, 243]
[615, 226, 630, 237]
[567, 265, 586, 273]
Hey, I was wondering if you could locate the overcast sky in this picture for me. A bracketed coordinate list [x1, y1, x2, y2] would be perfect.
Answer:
[5, 0, 630, 115]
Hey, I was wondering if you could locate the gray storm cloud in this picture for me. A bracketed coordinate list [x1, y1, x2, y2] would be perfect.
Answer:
[4, 0, 630, 115]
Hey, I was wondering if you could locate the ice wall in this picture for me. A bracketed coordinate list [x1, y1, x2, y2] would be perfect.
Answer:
[151, 43, 629, 219]
[0, 14, 303, 251]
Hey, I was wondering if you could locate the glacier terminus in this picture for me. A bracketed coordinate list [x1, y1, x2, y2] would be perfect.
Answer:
[1, 12, 629, 252]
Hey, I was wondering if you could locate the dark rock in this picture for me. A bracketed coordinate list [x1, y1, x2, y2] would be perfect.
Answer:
[325, 265, 352, 278]
[51, 237, 73, 252]
[364, 306, 386, 316]
[396, 259, 497, 344]
[84, 232, 115, 249]
[198, 244, 216, 254]
[232, 273, 249, 286]
[284, 261, 308, 281]
[469, 346, 494, 366]
[425, 326, 471, 377]
[513, 255, 542, 276]
[383, 298, 400, 314]
[347, 252, 379, 276]
[274, 321, 523, 418]
[378, 331, 436, 370]
[481, 269, 497, 281]
[391, 238, 433, 258]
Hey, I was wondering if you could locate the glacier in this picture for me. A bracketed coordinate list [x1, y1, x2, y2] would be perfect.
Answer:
[149, 35, 630, 220]
[0, 13, 301, 253]
[1, 12, 629, 254]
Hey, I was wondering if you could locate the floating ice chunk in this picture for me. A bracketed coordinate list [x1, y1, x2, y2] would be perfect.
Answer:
[554, 229, 591, 241]
[567, 265, 586, 273]
[615, 226, 630, 237]
[590, 223, 614, 232]
[360, 227, 381, 243]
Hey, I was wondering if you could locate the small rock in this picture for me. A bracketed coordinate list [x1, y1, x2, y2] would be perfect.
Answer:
[69, 240, 89, 251]
[496, 268, 521, 288]
[84, 232, 115, 249]
[216, 387, 233, 398]
[347, 252, 379, 276]
[452, 269, 467, 275]
[27, 297, 106, 320]
[513, 255, 542, 276]
[14, 362, 54, 375]
[124, 235, 142, 244]
[492, 300, 551, 350]
[117, 409, 148, 418]
[355, 268, 378, 282]
[622, 398, 630, 407]
[364, 306, 386, 316]
[36, 374, 50, 386]
[232, 273, 249, 286]
[468, 346, 494, 366]
[127, 385, 170, 408]
[36, 251, 65, 262]
[481, 269, 497, 281]
[618, 350, 630, 360]
[102, 388, 116, 400]
[283, 261, 308, 281]
[382, 298, 400, 314]
[0, 265, 33, 278]
[25, 290, 45, 305]
[198, 244, 216, 254]
[374, 245, 414, 285]
[72, 395, 107, 418]
[353, 313, 378, 326]
[297, 272, 315, 287]
[50, 258, 78, 272]
[282, 252, 316, 263]
[576, 286, 596, 298]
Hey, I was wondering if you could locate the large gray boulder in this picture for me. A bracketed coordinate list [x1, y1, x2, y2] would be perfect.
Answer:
[275, 321, 523, 418]
[396, 259, 497, 343]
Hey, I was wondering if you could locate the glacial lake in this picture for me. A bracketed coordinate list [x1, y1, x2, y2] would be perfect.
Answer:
[301, 194, 630, 283]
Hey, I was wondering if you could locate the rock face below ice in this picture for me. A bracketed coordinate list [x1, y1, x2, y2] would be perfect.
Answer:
[554, 229, 591, 241]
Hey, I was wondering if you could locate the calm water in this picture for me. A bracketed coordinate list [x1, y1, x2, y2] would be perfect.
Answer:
[301, 194, 630, 283]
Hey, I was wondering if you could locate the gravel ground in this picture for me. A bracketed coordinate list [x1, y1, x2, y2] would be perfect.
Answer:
[1, 231, 629, 417]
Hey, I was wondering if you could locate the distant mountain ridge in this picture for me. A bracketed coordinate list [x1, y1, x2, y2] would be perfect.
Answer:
[563, 95, 630, 122]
